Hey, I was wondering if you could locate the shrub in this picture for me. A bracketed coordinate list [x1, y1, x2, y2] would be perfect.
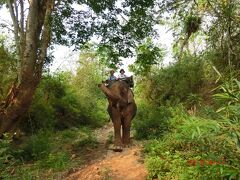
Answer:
[133, 104, 172, 139]
[0, 38, 17, 102]
[22, 130, 52, 160]
[71, 128, 98, 150]
[37, 152, 70, 171]
[0, 134, 18, 179]
[21, 71, 107, 132]
[214, 78, 240, 121]
[135, 57, 206, 106]
[144, 111, 240, 179]
[26, 99, 56, 131]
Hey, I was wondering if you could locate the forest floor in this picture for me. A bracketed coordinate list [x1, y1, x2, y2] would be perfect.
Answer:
[65, 122, 147, 180]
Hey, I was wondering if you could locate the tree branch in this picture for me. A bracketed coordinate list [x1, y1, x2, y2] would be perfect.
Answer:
[0, 23, 15, 33]
[19, 0, 24, 32]
[14, 0, 18, 27]
[35, 0, 55, 80]
[8, 0, 21, 83]
[7, 0, 19, 46]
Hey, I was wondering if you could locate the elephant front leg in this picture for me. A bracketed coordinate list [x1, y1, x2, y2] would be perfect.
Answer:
[109, 106, 123, 152]
[112, 117, 123, 152]
[122, 116, 131, 147]
[122, 103, 137, 147]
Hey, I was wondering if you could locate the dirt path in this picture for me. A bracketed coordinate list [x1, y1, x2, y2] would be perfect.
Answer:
[66, 123, 147, 180]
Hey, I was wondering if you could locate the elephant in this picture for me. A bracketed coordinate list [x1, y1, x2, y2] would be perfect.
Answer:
[98, 79, 137, 152]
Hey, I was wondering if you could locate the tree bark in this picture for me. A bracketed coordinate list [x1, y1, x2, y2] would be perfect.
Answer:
[0, 83, 37, 135]
[0, 0, 54, 136]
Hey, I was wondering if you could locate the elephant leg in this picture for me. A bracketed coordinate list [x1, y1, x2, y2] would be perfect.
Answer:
[112, 116, 122, 146]
[122, 103, 137, 146]
[108, 106, 123, 152]
[122, 116, 131, 146]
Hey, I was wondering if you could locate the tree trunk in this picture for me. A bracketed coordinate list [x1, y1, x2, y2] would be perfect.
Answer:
[0, 82, 38, 135]
[0, 0, 54, 137]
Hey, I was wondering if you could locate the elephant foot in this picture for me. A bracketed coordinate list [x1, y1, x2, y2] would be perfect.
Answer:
[123, 144, 131, 148]
[113, 145, 123, 152]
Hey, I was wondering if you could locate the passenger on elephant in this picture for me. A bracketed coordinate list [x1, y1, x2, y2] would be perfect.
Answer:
[118, 69, 127, 80]
[117, 69, 134, 88]
[108, 70, 117, 81]
[105, 70, 117, 87]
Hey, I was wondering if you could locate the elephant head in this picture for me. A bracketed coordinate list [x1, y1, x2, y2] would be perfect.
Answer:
[98, 80, 137, 151]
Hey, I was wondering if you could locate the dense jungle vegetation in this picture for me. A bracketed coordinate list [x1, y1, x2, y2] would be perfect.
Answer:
[0, 0, 240, 179]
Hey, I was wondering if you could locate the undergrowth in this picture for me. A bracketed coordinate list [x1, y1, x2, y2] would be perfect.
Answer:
[144, 106, 240, 179]
[0, 127, 98, 179]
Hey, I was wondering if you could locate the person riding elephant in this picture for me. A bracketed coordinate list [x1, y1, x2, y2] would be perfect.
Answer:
[117, 69, 134, 88]
[118, 69, 127, 80]
[98, 80, 137, 151]
[109, 70, 117, 81]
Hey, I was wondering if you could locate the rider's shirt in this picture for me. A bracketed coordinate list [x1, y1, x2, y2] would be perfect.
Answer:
[118, 74, 127, 79]
[109, 75, 117, 81]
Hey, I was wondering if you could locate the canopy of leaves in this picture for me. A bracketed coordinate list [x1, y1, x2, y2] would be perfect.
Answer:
[158, 0, 240, 70]
[51, 0, 156, 67]
[130, 39, 164, 75]
[0, 0, 6, 7]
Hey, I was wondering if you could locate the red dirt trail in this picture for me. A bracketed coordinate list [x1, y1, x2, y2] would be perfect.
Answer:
[66, 123, 147, 180]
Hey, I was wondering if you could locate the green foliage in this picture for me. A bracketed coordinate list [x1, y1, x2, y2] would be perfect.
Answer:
[197, 105, 221, 120]
[184, 15, 201, 36]
[130, 39, 165, 75]
[144, 106, 240, 179]
[0, 0, 6, 7]
[214, 78, 240, 121]
[0, 37, 17, 101]
[97, 44, 122, 69]
[21, 67, 107, 132]
[22, 130, 52, 160]
[71, 127, 98, 150]
[203, 1, 240, 70]
[186, 93, 203, 106]
[37, 152, 70, 171]
[27, 99, 56, 131]
[136, 56, 205, 106]
[0, 47, 107, 178]
[0, 134, 17, 178]
[1, 127, 98, 178]
[133, 104, 172, 139]
[51, 0, 156, 66]
[0, 134, 12, 165]
[146, 152, 191, 180]
[21, 73, 78, 131]
[72, 48, 108, 127]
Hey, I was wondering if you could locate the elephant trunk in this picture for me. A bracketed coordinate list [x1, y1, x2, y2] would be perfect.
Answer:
[98, 84, 128, 105]
[99, 84, 121, 101]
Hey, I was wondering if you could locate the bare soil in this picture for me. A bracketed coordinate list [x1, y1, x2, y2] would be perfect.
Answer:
[65, 123, 147, 180]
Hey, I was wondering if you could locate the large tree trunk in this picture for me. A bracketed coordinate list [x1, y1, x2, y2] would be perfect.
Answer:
[0, 0, 54, 136]
[0, 82, 38, 135]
